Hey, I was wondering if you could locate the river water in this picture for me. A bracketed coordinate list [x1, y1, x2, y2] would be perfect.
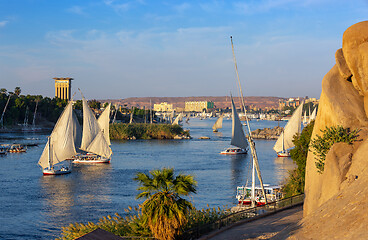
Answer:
[0, 118, 295, 239]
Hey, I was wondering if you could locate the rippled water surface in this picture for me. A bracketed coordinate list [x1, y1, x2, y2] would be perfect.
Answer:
[0, 118, 295, 239]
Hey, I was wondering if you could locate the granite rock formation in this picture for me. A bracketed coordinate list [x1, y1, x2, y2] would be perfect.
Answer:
[290, 21, 368, 239]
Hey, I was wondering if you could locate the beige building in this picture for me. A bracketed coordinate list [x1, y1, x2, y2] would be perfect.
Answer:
[185, 101, 214, 112]
[54, 77, 73, 100]
[154, 102, 173, 112]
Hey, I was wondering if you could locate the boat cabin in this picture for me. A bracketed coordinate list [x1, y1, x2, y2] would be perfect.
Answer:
[236, 184, 283, 206]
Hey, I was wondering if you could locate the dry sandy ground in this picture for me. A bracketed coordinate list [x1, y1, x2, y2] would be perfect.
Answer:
[201, 205, 303, 240]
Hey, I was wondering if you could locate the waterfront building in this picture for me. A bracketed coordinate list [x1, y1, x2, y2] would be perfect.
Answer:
[185, 101, 214, 112]
[278, 97, 301, 110]
[154, 102, 173, 112]
[54, 78, 73, 100]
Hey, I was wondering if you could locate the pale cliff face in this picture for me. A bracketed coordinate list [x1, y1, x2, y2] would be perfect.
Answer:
[342, 21, 368, 117]
[303, 21, 368, 217]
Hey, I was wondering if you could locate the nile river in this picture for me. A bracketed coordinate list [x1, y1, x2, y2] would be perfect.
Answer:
[0, 118, 294, 239]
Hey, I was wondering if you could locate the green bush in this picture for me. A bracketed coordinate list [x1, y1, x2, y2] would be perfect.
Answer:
[310, 125, 359, 174]
[282, 120, 314, 197]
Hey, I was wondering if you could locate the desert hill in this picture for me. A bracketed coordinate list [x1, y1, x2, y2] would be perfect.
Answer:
[102, 96, 283, 110]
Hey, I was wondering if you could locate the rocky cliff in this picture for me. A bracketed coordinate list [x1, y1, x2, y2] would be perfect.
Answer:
[290, 21, 368, 238]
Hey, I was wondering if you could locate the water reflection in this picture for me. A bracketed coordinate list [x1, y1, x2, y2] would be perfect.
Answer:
[274, 157, 296, 184]
[229, 154, 249, 200]
[39, 163, 113, 236]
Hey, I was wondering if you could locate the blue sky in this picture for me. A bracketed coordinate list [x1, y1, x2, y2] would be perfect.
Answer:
[0, 0, 367, 99]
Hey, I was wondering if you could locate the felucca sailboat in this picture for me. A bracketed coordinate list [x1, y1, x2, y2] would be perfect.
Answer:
[220, 98, 248, 154]
[212, 115, 223, 132]
[38, 101, 81, 175]
[73, 95, 112, 164]
[228, 36, 272, 208]
[273, 102, 304, 157]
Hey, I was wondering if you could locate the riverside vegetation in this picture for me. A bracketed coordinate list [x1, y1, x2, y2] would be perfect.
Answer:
[282, 120, 314, 197]
[57, 168, 229, 240]
[110, 123, 190, 140]
[282, 121, 360, 197]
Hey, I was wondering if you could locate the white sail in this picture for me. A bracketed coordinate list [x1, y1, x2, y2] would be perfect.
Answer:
[172, 112, 183, 125]
[310, 106, 317, 122]
[80, 97, 101, 151]
[98, 103, 111, 145]
[230, 97, 248, 150]
[38, 101, 81, 169]
[212, 115, 223, 131]
[86, 130, 112, 158]
[273, 102, 304, 153]
[303, 109, 307, 125]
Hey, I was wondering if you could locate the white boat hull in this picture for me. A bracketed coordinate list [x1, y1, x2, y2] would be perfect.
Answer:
[220, 147, 248, 155]
[73, 158, 110, 164]
[42, 167, 72, 175]
[277, 151, 290, 157]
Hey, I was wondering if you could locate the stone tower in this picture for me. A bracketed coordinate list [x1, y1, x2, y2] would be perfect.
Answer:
[54, 78, 73, 100]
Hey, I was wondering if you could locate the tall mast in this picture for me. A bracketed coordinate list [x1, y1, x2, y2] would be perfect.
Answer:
[112, 105, 118, 124]
[48, 136, 53, 170]
[0, 94, 12, 128]
[230, 36, 267, 206]
[32, 100, 38, 127]
[150, 99, 153, 124]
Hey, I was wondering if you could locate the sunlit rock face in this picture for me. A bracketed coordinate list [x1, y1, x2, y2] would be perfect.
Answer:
[294, 21, 368, 239]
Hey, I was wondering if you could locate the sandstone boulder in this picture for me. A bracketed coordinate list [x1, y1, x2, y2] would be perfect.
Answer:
[303, 21, 368, 217]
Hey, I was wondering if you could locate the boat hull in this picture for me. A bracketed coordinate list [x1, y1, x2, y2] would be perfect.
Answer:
[277, 151, 290, 157]
[43, 168, 71, 175]
[220, 147, 248, 155]
[73, 158, 110, 164]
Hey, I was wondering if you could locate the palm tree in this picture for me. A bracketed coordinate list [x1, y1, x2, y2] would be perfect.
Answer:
[134, 168, 197, 240]
[14, 87, 21, 96]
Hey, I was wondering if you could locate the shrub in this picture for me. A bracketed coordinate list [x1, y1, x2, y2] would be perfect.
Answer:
[310, 125, 360, 174]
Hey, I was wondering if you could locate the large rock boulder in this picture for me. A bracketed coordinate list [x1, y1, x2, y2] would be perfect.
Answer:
[299, 21, 368, 237]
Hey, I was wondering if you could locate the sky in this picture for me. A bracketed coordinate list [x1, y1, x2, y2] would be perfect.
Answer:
[0, 0, 367, 100]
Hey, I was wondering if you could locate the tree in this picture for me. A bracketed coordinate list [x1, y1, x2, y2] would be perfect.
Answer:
[134, 168, 197, 240]
[14, 87, 21, 96]
[283, 120, 315, 197]
[0, 88, 7, 95]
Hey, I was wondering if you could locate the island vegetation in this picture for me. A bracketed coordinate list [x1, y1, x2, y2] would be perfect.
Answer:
[110, 123, 190, 140]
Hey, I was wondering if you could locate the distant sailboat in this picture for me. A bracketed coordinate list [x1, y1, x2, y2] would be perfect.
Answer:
[73, 95, 112, 164]
[220, 96, 248, 155]
[309, 106, 317, 122]
[212, 115, 223, 132]
[38, 101, 81, 175]
[273, 102, 304, 157]
[172, 112, 183, 125]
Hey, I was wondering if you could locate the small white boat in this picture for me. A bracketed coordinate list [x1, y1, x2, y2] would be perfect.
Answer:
[236, 184, 283, 207]
[212, 115, 223, 132]
[220, 147, 247, 155]
[221, 96, 248, 154]
[8, 144, 26, 153]
[72, 94, 112, 164]
[38, 101, 81, 175]
[42, 161, 72, 175]
[273, 102, 304, 157]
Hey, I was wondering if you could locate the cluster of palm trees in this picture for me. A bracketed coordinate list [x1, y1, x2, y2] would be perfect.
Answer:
[134, 168, 197, 240]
